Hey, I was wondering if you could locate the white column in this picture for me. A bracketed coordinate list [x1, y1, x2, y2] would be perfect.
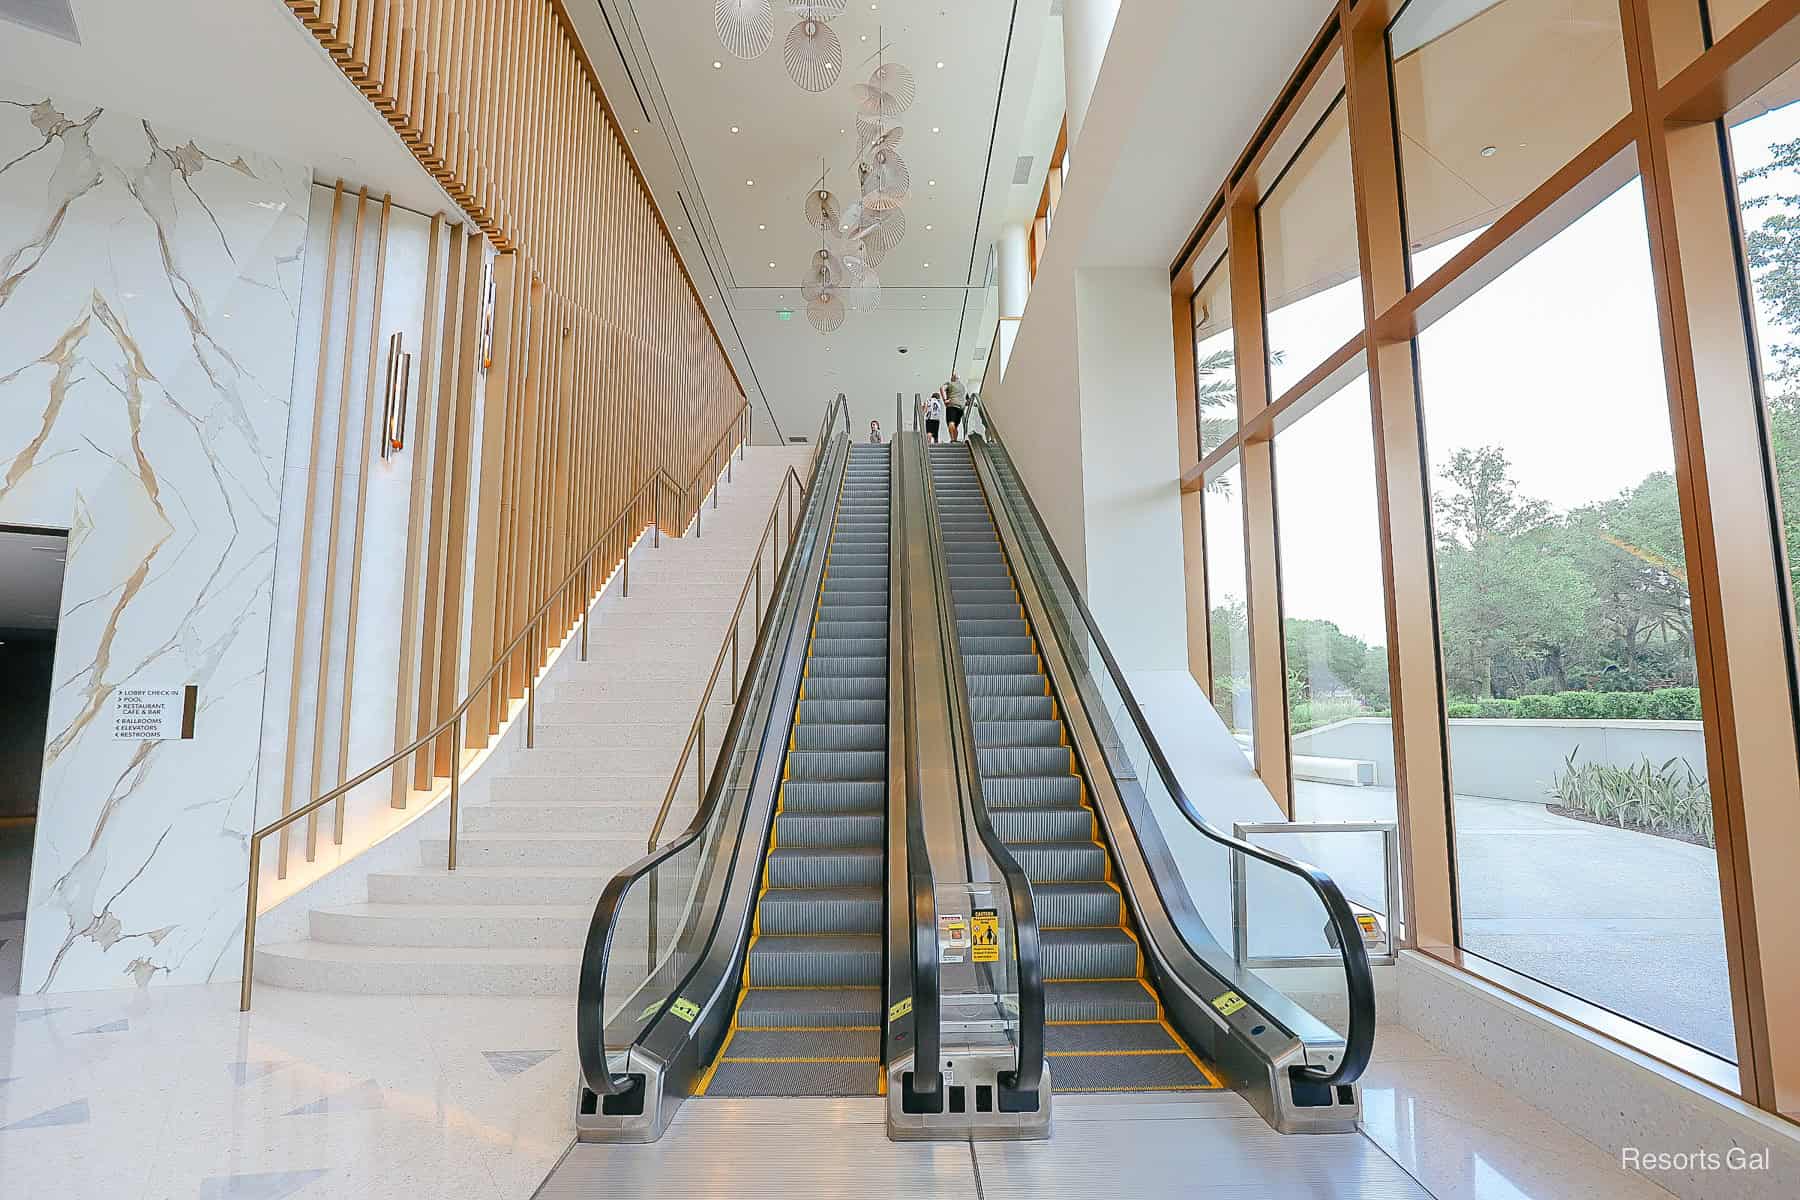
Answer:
[997, 223, 1031, 375]
[1061, 0, 1120, 163]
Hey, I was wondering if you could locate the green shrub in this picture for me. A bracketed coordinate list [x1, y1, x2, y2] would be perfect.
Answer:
[1514, 694, 1556, 719]
[1555, 691, 1602, 719]
[1595, 691, 1650, 719]
[1648, 687, 1702, 721]
[1447, 702, 1478, 719]
[1547, 749, 1713, 845]
[1475, 698, 1518, 719]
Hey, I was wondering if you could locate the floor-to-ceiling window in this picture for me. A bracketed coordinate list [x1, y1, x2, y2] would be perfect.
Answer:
[1192, 256, 1236, 457]
[1171, 0, 1800, 1107]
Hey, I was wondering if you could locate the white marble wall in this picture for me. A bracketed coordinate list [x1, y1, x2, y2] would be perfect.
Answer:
[0, 85, 308, 991]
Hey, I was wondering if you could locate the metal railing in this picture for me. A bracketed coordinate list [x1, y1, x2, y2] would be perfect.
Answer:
[239, 403, 751, 1010]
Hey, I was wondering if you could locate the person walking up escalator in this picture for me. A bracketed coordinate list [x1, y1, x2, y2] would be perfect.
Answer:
[925, 392, 944, 444]
[944, 372, 966, 443]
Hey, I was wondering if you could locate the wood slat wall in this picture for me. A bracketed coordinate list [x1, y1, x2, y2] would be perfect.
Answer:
[272, 0, 747, 873]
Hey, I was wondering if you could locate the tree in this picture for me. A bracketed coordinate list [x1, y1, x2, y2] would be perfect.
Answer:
[1433, 447, 1593, 698]
[1740, 135, 1800, 626]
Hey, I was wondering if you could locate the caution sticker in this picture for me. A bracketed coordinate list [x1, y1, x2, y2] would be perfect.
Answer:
[1211, 991, 1248, 1017]
[1356, 913, 1383, 945]
[888, 996, 913, 1022]
[669, 997, 701, 1022]
[971, 909, 1001, 964]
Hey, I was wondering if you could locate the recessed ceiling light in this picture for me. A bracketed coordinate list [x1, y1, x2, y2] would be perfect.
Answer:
[713, 61, 723, 69]
[1480, 145, 1498, 157]
[927, 180, 936, 187]
[936, 61, 945, 69]
[923, 262, 930, 268]
[925, 224, 934, 231]
[769, 262, 777, 268]
[746, 179, 755, 186]
[861, 34, 868, 41]
[758, 223, 767, 230]
[932, 127, 940, 134]
[730, 125, 740, 133]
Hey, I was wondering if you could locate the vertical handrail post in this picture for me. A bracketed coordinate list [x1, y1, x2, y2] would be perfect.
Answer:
[697, 714, 706, 810]
[448, 714, 462, 870]
[654, 484, 661, 549]
[581, 563, 590, 662]
[732, 623, 740, 701]
[240, 838, 261, 1011]
[526, 629, 537, 750]
[623, 531, 631, 598]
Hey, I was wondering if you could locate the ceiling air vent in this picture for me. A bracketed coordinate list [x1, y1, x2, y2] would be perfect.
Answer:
[1012, 155, 1035, 186]
[788, 436, 810, 444]
[975, 346, 989, 361]
[0, 0, 80, 42]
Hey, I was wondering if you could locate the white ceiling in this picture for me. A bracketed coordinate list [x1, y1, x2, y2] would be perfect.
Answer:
[0, 0, 458, 216]
[568, 0, 1064, 442]
[0, 529, 67, 632]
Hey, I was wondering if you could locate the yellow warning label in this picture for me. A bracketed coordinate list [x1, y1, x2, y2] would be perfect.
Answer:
[888, 996, 913, 1022]
[669, 997, 701, 1022]
[971, 909, 1001, 964]
[1212, 991, 1248, 1017]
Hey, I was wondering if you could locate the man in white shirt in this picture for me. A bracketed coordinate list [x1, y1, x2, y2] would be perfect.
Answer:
[924, 393, 944, 444]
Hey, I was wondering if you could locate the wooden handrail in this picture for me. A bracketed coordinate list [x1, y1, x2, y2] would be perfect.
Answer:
[240, 402, 750, 1010]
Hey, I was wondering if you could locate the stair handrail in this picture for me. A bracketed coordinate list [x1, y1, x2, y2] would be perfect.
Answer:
[577, 394, 852, 1097]
[914, 439, 1045, 1098]
[238, 402, 751, 1011]
[974, 416, 1375, 1085]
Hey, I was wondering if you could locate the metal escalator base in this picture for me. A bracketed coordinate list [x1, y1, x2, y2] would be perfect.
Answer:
[929, 444, 1222, 1096]
[696, 444, 892, 1098]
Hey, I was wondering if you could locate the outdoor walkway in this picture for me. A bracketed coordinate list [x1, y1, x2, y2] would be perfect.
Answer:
[1295, 782, 1734, 1059]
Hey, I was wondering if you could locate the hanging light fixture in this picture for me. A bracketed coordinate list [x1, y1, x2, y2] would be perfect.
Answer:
[714, 0, 775, 59]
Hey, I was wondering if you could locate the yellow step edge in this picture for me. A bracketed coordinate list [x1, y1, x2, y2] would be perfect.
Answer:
[718, 1055, 880, 1065]
[1046, 1049, 1188, 1058]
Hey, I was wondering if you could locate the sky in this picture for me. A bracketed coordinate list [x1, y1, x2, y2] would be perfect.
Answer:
[1204, 98, 1800, 650]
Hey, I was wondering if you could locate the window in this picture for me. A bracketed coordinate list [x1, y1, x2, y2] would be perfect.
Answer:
[1415, 176, 1733, 1062]
[1260, 94, 1363, 398]
[1729, 89, 1800, 639]
[1204, 459, 1253, 758]
[1273, 376, 1394, 820]
[1192, 257, 1236, 456]
[1388, 0, 1631, 282]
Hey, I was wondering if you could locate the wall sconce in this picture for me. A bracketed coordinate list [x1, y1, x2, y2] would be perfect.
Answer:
[380, 331, 412, 459]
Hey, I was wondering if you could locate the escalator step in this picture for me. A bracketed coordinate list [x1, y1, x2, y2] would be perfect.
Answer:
[801, 676, 887, 700]
[1032, 881, 1124, 928]
[1043, 927, 1141, 981]
[798, 698, 887, 724]
[974, 719, 1065, 748]
[956, 603, 1025, 622]
[992, 805, 1095, 844]
[779, 780, 886, 813]
[774, 812, 885, 849]
[808, 638, 888, 660]
[747, 934, 881, 987]
[791, 723, 886, 753]
[982, 775, 1083, 808]
[965, 654, 1041, 676]
[767, 845, 884, 888]
[969, 695, 1055, 721]
[1046, 979, 1161, 1022]
[1047, 1021, 1183, 1054]
[758, 886, 882, 935]
[785, 750, 886, 780]
[1010, 841, 1108, 882]
[964, 672, 1045, 698]
[804, 655, 888, 678]
[958, 619, 1030, 639]
[736, 986, 881, 1028]
[976, 746, 1074, 777]
[961, 636, 1036, 657]
[723, 1028, 879, 1059]
[813, 621, 887, 641]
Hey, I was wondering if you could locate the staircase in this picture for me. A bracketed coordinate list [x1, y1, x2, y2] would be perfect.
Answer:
[255, 446, 811, 996]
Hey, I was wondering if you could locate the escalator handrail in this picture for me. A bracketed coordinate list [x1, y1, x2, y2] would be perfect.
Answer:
[895, 441, 942, 1095]
[577, 395, 853, 1097]
[916, 440, 1045, 1096]
[974, 418, 1374, 1086]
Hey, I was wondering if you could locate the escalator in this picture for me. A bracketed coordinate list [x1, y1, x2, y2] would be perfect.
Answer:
[696, 443, 891, 1097]
[930, 444, 1220, 1094]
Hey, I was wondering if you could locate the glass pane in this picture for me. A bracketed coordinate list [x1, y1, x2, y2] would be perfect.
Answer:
[1203, 460, 1253, 758]
[1259, 95, 1363, 397]
[1416, 175, 1733, 1062]
[1273, 375, 1396, 823]
[1389, 0, 1631, 282]
[1706, 0, 1763, 38]
[1731, 90, 1800, 657]
[1193, 256, 1237, 455]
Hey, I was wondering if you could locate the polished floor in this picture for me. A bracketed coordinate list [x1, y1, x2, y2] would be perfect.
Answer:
[0, 982, 1680, 1199]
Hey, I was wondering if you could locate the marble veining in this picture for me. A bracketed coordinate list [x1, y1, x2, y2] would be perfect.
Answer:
[0, 84, 308, 992]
